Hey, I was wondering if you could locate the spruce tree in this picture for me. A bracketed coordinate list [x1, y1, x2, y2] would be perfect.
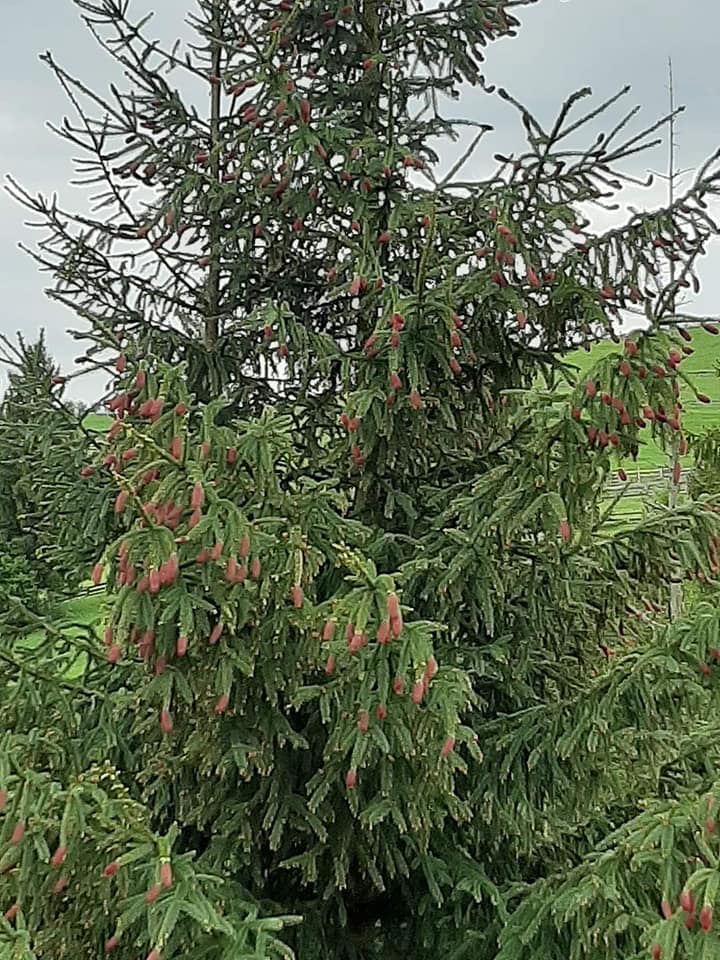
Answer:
[3, 2, 720, 959]
[0, 332, 74, 589]
[0, 331, 114, 593]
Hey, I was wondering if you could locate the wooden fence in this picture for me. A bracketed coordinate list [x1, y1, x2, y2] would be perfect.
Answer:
[605, 466, 692, 499]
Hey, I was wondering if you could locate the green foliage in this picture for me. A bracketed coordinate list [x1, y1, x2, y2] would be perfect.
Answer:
[2, 2, 720, 960]
[495, 602, 720, 960]
[688, 426, 720, 501]
[0, 541, 42, 608]
[565, 326, 720, 471]
[0, 331, 117, 593]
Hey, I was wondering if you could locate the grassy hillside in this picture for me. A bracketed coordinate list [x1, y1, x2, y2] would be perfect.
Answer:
[83, 412, 111, 432]
[17, 590, 105, 680]
[564, 326, 720, 378]
[562, 327, 720, 470]
[81, 330, 720, 473]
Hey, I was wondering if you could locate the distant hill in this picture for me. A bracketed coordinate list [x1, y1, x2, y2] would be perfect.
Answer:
[82, 412, 111, 433]
[81, 330, 720, 471]
[562, 327, 720, 470]
[564, 325, 720, 381]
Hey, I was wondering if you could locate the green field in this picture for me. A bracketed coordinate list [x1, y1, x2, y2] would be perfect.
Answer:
[563, 327, 720, 471]
[17, 591, 105, 680]
[564, 326, 720, 378]
[80, 331, 720, 523]
[83, 412, 111, 432]
[18, 331, 718, 652]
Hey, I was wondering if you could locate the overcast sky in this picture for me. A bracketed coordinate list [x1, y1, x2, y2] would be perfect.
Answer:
[1, 0, 719, 401]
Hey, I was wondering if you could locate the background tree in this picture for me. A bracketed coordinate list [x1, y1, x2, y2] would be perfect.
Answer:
[0, 331, 70, 597]
[0, 331, 114, 595]
[3, 2, 720, 959]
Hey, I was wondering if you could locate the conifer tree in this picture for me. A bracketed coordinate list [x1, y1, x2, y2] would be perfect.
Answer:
[0, 331, 113, 592]
[0, 332, 75, 588]
[3, 2, 720, 959]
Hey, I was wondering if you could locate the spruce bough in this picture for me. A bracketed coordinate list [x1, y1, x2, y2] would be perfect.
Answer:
[3, 1, 720, 958]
